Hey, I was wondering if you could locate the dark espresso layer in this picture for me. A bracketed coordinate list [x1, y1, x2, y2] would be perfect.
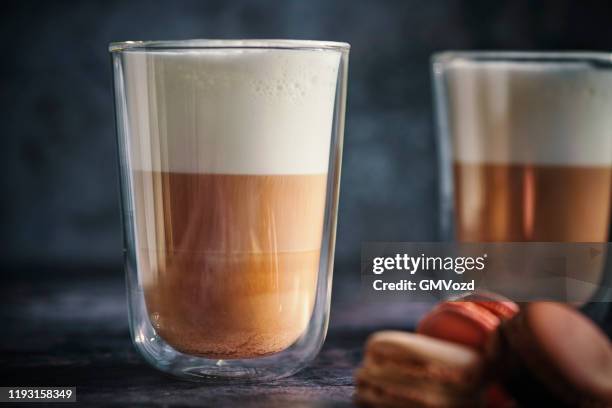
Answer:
[131, 171, 328, 358]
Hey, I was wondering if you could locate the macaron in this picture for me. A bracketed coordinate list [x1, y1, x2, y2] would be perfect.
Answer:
[355, 331, 485, 407]
[460, 291, 519, 321]
[417, 292, 520, 407]
[489, 302, 612, 407]
[417, 291, 519, 352]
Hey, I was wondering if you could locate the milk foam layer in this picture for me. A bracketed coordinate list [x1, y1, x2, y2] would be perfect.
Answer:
[122, 49, 340, 174]
[445, 61, 612, 166]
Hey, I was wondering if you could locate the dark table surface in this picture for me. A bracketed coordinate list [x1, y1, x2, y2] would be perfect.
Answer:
[0, 268, 433, 407]
[3, 268, 611, 407]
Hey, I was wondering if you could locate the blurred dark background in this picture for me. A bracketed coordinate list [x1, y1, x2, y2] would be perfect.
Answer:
[1, 2, 612, 402]
[2, 0, 612, 283]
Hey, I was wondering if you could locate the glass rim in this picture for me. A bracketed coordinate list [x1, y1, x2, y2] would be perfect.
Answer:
[109, 39, 350, 53]
[433, 50, 612, 65]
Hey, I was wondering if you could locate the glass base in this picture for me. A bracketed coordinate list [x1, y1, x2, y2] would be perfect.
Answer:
[180, 364, 302, 383]
[127, 284, 326, 383]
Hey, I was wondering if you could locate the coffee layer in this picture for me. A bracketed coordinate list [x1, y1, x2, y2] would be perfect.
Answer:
[132, 171, 328, 358]
[133, 172, 328, 256]
[454, 162, 612, 242]
[143, 249, 319, 358]
[445, 61, 612, 166]
[122, 49, 340, 174]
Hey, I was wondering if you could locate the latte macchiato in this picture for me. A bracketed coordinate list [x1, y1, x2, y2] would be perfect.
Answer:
[122, 49, 340, 358]
[445, 61, 612, 242]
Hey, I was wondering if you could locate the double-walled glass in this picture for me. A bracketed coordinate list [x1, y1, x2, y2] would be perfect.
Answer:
[432, 52, 612, 303]
[110, 40, 349, 381]
[433, 52, 612, 243]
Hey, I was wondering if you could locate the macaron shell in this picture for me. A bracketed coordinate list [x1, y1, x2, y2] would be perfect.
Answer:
[500, 302, 612, 406]
[526, 303, 612, 404]
[457, 290, 512, 302]
[469, 301, 519, 321]
[365, 331, 484, 377]
[491, 321, 562, 406]
[417, 302, 500, 351]
[459, 291, 519, 320]
[363, 354, 482, 392]
[356, 332, 486, 408]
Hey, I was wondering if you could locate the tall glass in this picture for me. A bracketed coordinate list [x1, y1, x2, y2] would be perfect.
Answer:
[432, 52, 612, 304]
[110, 40, 349, 381]
[433, 52, 612, 243]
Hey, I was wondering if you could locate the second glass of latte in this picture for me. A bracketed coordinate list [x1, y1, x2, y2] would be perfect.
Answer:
[433, 52, 612, 302]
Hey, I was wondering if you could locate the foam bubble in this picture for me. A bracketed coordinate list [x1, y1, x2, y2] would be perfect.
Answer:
[445, 61, 612, 166]
[122, 49, 341, 174]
